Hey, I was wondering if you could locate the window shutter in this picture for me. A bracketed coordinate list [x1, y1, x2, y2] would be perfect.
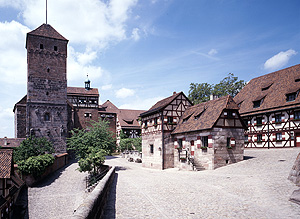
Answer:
[230, 138, 236, 147]
[197, 136, 201, 149]
[208, 135, 213, 148]
[174, 138, 178, 149]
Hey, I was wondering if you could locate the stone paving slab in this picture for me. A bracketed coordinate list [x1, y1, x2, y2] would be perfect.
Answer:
[103, 148, 300, 219]
[28, 161, 88, 219]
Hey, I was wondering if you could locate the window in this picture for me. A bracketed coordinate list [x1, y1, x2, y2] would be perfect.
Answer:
[256, 117, 262, 125]
[244, 135, 248, 142]
[286, 92, 297, 102]
[150, 144, 154, 154]
[144, 120, 148, 127]
[253, 100, 261, 108]
[154, 118, 158, 125]
[44, 113, 50, 121]
[178, 139, 183, 148]
[275, 114, 281, 123]
[227, 137, 231, 147]
[295, 111, 300, 120]
[54, 46, 58, 51]
[183, 114, 192, 123]
[276, 133, 282, 141]
[257, 134, 262, 142]
[202, 136, 208, 147]
[40, 44, 44, 49]
[84, 113, 91, 118]
[167, 116, 173, 124]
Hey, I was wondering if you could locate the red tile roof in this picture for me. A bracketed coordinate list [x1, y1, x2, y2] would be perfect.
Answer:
[119, 109, 145, 128]
[0, 138, 25, 148]
[99, 100, 119, 113]
[234, 64, 300, 116]
[27, 24, 68, 41]
[67, 87, 99, 96]
[173, 95, 239, 134]
[0, 149, 13, 178]
[141, 92, 192, 117]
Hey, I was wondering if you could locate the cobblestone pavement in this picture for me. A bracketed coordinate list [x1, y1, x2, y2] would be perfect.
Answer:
[103, 148, 300, 219]
[28, 161, 88, 219]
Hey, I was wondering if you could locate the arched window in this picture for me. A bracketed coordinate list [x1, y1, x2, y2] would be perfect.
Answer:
[44, 113, 50, 121]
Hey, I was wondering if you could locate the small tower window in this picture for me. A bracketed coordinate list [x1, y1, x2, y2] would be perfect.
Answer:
[54, 46, 58, 51]
[44, 113, 50, 121]
[40, 44, 44, 49]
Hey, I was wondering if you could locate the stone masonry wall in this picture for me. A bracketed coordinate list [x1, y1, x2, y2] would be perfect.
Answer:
[142, 132, 163, 169]
[212, 127, 244, 169]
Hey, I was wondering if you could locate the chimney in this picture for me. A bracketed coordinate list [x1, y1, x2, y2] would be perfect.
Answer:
[4, 136, 7, 145]
[173, 91, 176, 95]
[210, 94, 219, 101]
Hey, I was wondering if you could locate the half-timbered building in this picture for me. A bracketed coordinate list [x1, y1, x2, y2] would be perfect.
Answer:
[140, 92, 192, 169]
[0, 149, 24, 218]
[172, 95, 246, 170]
[234, 64, 300, 148]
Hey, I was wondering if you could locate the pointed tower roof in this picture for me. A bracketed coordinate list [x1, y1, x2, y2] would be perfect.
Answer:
[26, 23, 68, 47]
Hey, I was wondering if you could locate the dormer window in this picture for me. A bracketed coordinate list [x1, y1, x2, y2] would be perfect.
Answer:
[261, 83, 273, 91]
[253, 100, 261, 108]
[40, 44, 44, 49]
[286, 92, 297, 102]
[183, 113, 193, 123]
[54, 46, 58, 51]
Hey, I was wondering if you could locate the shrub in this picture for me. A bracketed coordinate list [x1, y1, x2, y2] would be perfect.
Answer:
[17, 154, 55, 177]
[14, 136, 54, 163]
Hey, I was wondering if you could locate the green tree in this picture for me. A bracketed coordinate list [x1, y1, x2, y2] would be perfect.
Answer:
[188, 82, 212, 104]
[14, 136, 54, 163]
[188, 73, 245, 104]
[213, 73, 246, 97]
[119, 137, 142, 152]
[67, 119, 116, 174]
[78, 148, 106, 174]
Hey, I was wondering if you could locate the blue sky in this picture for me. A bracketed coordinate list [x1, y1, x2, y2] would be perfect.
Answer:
[0, 0, 299, 137]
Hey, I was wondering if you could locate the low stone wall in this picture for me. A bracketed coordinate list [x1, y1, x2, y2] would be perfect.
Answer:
[288, 152, 300, 186]
[22, 153, 69, 187]
[73, 166, 115, 219]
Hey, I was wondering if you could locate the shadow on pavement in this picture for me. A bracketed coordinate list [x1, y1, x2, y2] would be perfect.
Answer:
[105, 156, 120, 160]
[244, 156, 255, 160]
[102, 173, 118, 219]
[12, 186, 29, 219]
[115, 166, 128, 171]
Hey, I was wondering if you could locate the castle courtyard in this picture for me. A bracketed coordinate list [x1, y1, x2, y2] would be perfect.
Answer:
[27, 148, 300, 218]
[103, 148, 300, 219]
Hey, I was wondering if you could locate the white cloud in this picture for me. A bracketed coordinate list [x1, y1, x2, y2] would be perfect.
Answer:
[131, 28, 140, 41]
[115, 88, 135, 98]
[208, 49, 218, 56]
[264, 49, 297, 71]
[119, 96, 164, 110]
[20, 0, 138, 49]
[101, 84, 113, 90]
[0, 21, 29, 85]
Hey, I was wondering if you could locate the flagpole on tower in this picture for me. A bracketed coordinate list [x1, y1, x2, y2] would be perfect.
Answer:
[46, 0, 48, 24]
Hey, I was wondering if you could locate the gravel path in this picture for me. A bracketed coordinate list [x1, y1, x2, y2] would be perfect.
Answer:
[28, 161, 88, 219]
[103, 148, 300, 219]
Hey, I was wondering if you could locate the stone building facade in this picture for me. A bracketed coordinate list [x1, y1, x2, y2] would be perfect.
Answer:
[234, 64, 300, 148]
[25, 24, 68, 153]
[172, 95, 246, 170]
[140, 92, 192, 169]
[141, 93, 246, 170]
